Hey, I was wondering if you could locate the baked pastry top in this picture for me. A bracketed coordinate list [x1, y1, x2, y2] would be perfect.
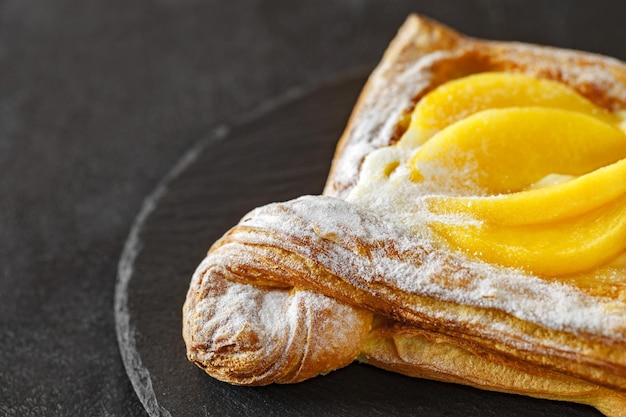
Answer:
[183, 14, 626, 417]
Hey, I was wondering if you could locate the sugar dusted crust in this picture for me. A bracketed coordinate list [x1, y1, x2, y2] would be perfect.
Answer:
[324, 14, 626, 199]
[183, 14, 626, 417]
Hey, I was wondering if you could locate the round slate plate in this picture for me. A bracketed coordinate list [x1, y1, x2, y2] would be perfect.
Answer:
[115, 74, 603, 417]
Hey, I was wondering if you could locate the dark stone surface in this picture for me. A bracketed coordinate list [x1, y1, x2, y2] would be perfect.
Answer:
[116, 74, 603, 417]
[2, 1, 626, 416]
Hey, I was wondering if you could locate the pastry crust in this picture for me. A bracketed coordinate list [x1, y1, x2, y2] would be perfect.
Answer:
[324, 14, 626, 198]
[183, 14, 626, 417]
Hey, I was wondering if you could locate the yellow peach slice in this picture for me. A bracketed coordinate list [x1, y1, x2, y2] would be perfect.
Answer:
[411, 107, 626, 195]
[429, 195, 626, 276]
[423, 158, 626, 226]
[398, 72, 616, 147]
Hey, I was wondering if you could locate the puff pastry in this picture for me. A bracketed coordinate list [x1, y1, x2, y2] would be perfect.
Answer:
[183, 15, 626, 416]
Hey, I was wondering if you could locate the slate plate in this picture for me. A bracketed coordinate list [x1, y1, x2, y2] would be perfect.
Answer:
[114, 73, 603, 417]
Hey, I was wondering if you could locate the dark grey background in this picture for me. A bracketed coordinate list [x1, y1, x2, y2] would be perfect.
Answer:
[3, 1, 626, 416]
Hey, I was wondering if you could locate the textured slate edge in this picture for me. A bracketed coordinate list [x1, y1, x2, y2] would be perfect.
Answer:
[115, 125, 227, 417]
[113, 70, 370, 416]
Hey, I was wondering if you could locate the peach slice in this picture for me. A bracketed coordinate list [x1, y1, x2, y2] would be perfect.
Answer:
[429, 194, 626, 277]
[423, 158, 626, 226]
[410, 107, 626, 195]
[399, 72, 616, 147]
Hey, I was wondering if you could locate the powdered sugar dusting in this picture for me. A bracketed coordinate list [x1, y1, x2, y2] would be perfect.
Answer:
[184, 252, 370, 384]
[492, 42, 626, 110]
[327, 50, 458, 198]
[326, 27, 626, 198]
[240, 196, 626, 342]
